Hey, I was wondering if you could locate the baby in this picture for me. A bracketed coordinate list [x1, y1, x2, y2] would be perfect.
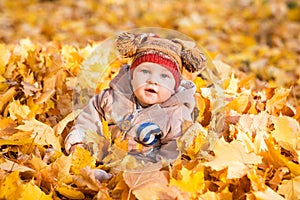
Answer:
[64, 32, 206, 163]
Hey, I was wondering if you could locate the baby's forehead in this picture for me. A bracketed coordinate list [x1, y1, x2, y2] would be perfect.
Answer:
[136, 62, 172, 73]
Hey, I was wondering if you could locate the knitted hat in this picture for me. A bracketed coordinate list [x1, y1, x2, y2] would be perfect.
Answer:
[116, 32, 207, 90]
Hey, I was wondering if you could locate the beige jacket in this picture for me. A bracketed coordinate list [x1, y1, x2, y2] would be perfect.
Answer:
[65, 65, 196, 162]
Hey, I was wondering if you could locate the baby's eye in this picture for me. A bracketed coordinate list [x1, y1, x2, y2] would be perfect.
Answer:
[141, 69, 149, 74]
[161, 73, 170, 78]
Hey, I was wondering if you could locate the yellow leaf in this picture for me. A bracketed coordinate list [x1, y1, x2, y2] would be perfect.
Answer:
[102, 117, 111, 145]
[0, 75, 8, 91]
[227, 93, 250, 114]
[278, 176, 300, 200]
[8, 99, 31, 121]
[71, 146, 96, 175]
[202, 138, 262, 179]
[266, 87, 291, 115]
[0, 117, 17, 136]
[0, 171, 23, 200]
[253, 186, 285, 200]
[0, 159, 35, 172]
[194, 76, 207, 92]
[0, 43, 11, 74]
[0, 87, 17, 113]
[16, 119, 61, 150]
[225, 73, 239, 94]
[20, 180, 52, 200]
[84, 130, 110, 161]
[53, 109, 82, 136]
[124, 170, 178, 199]
[272, 116, 300, 153]
[56, 184, 85, 199]
[177, 122, 208, 159]
[170, 166, 205, 193]
[263, 137, 300, 176]
[288, 7, 300, 21]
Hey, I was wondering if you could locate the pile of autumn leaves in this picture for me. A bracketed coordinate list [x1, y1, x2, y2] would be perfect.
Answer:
[0, 38, 299, 200]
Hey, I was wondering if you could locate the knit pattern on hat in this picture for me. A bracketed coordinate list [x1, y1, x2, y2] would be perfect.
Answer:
[116, 32, 207, 78]
[130, 52, 181, 90]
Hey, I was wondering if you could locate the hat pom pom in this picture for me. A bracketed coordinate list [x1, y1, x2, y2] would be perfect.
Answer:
[181, 48, 206, 73]
[116, 32, 145, 58]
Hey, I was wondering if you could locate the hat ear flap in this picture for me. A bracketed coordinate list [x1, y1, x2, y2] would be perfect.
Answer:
[172, 39, 206, 73]
[116, 32, 146, 58]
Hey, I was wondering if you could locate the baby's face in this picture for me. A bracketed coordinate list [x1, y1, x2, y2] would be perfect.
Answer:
[131, 62, 176, 107]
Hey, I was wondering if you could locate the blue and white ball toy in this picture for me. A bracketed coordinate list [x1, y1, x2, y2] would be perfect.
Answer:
[136, 122, 162, 146]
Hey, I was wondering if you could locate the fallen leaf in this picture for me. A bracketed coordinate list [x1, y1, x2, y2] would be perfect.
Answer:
[266, 87, 291, 115]
[0, 171, 23, 199]
[71, 146, 96, 175]
[20, 180, 52, 200]
[278, 176, 300, 200]
[271, 115, 300, 153]
[253, 186, 285, 200]
[170, 165, 205, 193]
[8, 99, 31, 121]
[123, 170, 169, 199]
[263, 136, 300, 176]
[0, 158, 35, 172]
[16, 119, 61, 150]
[56, 184, 85, 199]
[202, 138, 262, 179]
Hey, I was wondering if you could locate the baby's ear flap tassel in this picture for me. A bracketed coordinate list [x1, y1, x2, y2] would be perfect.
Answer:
[116, 32, 146, 58]
[181, 48, 206, 73]
[172, 39, 207, 73]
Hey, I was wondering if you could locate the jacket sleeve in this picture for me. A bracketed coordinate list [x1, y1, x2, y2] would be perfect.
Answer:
[154, 103, 195, 162]
[64, 89, 111, 154]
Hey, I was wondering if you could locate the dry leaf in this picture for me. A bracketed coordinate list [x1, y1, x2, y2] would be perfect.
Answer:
[202, 138, 262, 179]
[170, 165, 205, 193]
[0, 171, 23, 199]
[16, 119, 61, 150]
[278, 176, 300, 200]
[20, 180, 52, 200]
[123, 170, 172, 199]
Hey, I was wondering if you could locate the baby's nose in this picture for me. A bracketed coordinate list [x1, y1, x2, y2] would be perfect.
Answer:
[147, 75, 159, 84]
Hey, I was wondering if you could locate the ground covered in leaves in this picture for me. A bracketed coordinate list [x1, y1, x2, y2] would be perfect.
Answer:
[0, 0, 300, 199]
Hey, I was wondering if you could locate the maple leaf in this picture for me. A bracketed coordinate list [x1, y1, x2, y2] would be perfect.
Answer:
[0, 158, 35, 172]
[8, 99, 31, 121]
[0, 117, 17, 137]
[0, 43, 11, 71]
[56, 184, 85, 199]
[16, 119, 61, 150]
[169, 165, 205, 193]
[202, 138, 262, 179]
[0, 87, 17, 113]
[227, 93, 251, 114]
[123, 170, 181, 200]
[266, 87, 291, 115]
[253, 186, 285, 200]
[271, 115, 300, 153]
[71, 146, 96, 175]
[0, 171, 23, 199]
[236, 112, 271, 153]
[73, 166, 111, 192]
[278, 176, 300, 200]
[53, 109, 82, 136]
[263, 136, 300, 176]
[20, 180, 52, 200]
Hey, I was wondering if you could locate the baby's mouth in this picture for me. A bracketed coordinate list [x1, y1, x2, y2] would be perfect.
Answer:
[145, 88, 157, 93]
